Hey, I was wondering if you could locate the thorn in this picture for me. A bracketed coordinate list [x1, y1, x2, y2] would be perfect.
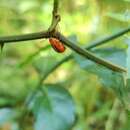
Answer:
[0, 43, 4, 52]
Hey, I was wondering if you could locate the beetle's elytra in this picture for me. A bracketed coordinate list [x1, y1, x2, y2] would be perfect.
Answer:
[49, 38, 66, 53]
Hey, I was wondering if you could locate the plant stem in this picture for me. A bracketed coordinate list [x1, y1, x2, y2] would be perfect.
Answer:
[55, 32, 126, 72]
[0, 31, 50, 43]
[84, 27, 130, 49]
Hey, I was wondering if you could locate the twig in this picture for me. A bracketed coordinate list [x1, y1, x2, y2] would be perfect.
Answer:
[84, 27, 130, 49]
[0, 28, 127, 72]
[0, 31, 50, 43]
[0, 1, 129, 72]
[48, 0, 60, 32]
[18, 27, 130, 70]
[40, 27, 130, 78]
[0, 0, 60, 43]
[0, 26, 129, 45]
[53, 0, 59, 14]
[54, 32, 127, 72]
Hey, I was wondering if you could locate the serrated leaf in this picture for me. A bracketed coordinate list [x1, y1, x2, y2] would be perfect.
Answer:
[31, 86, 75, 130]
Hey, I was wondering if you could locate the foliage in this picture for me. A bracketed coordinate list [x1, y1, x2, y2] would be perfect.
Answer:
[0, 0, 130, 130]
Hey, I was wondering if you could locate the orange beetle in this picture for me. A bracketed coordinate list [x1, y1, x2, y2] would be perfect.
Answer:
[49, 38, 66, 53]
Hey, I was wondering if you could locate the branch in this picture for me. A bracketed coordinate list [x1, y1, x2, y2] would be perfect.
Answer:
[0, 31, 50, 43]
[44, 27, 130, 74]
[0, 1, 61, 44]
[48, 0, 60, 32]
[85, 27, 130, 49]
[18, 27, 130, 71]
[54, 32, 126, 72]
[0, 26, 128, 72]
[53, 0, 59, 14]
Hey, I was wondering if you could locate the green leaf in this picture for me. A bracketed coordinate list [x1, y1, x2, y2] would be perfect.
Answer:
[31, 86, 75, 130]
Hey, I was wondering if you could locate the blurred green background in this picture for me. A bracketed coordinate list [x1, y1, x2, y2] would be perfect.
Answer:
[0, 0, 130, 130]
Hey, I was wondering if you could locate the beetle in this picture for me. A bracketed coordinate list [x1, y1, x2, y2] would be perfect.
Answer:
[49, 38, 66, 53]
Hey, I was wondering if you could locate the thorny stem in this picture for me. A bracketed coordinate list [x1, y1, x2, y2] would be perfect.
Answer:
[54, 32, 126, 72]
